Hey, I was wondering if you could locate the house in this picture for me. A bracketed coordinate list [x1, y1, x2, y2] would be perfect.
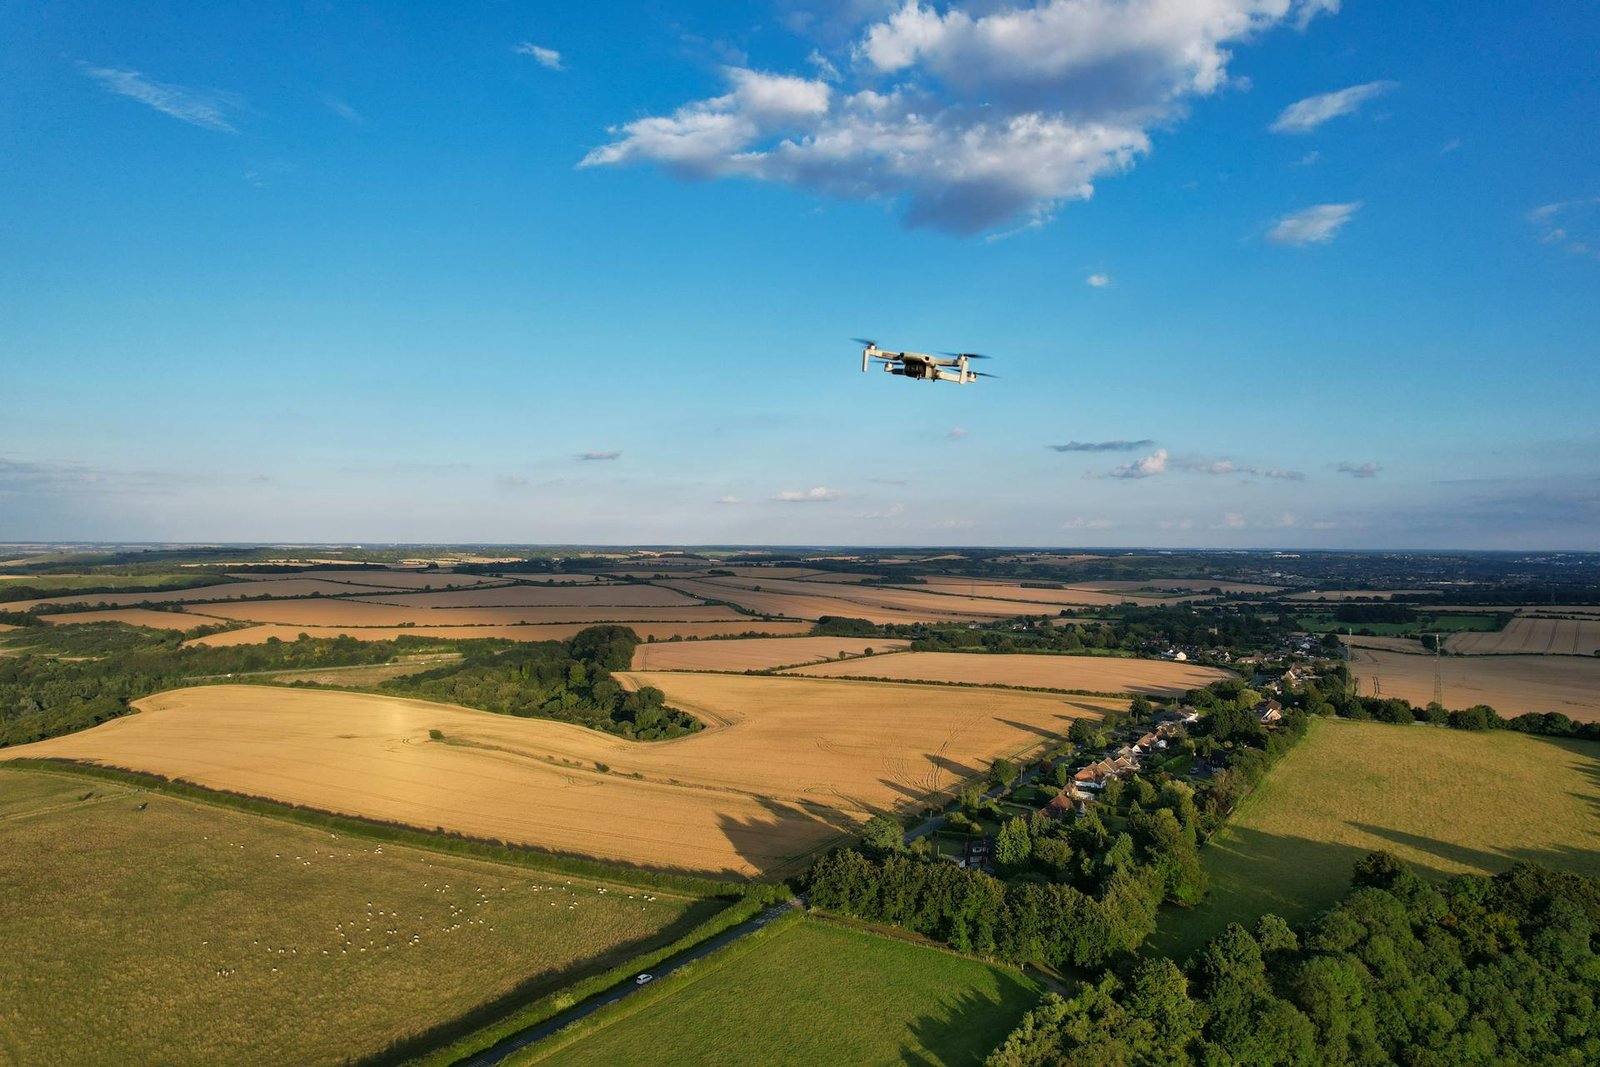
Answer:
[1255, 699, 1284, 726]
[1039, 788, 1091, 820]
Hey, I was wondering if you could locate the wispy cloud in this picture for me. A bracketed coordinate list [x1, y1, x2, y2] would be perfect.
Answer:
[581, 0, 1342, 235]
[1063, 516, 1112, 529]
[1050, 439, 1152, 453]
[717, 494, 743, 504]
[1178, 457, 1304, 480]
[1270, 80, 1397, 134]
[1528, 198, 1599, 256]
[495, 474, 530, 490]
[947, 427, 967, 441]
[81, 65, 241, 132]
[513, 42, 564, 70]
[1109, 448, 1168, 479]
[1268, 202, 1361, 246]
[1085, 272, 1111, 288]
[576, 450, 622, 461]
[934, 518, 973, 529]
[325, 95, 364, 125]
[774, 486, 839, 502]
[1337, 461, 1381, 478]
[860, 502, 906, 519]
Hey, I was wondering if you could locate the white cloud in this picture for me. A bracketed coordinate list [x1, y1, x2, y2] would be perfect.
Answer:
[583, 0, 1342, 235]
[1337, 461, 1381, 478]
[1178, 457, 1304, 480]
[514, 42, 565, 70]
[717, 495, 743, 504]
[1221, 512, 1247, 529]
[1063, 516, 1113, 529]
[934, 518, 974, 529]
[1270, 80, 1396, 134]
[1109, 448, 1168, 479]
[1292, 150, 1320, 166]
[81, 65, 241, 132]
[1086, 272, 1111, 288]
[860, 502, 906, 519]
[947, 426, 967, 440]
[576, 450, 622, 461]
[807, 49, 841, 82]
[774, 486, 839, 502]
[1268, 201, 1360, 245]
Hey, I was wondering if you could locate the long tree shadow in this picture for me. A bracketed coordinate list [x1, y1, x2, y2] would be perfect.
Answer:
[995, 717, 1065, 741]
[902, 977, 1045, 1066]
[716, 794, 860, 878]
[928, 752, 983, 783]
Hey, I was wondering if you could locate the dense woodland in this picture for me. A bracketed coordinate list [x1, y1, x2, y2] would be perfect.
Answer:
[382, 625, 699, 740]
[0, 623, 695, 747]
[987, 857, 1600, 1066]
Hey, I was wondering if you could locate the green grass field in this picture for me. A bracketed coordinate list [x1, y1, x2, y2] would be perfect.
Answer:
[528, 919, 1042, 1067]
[0, 766, 720, 1066]
[1154, 718, 1600, 961]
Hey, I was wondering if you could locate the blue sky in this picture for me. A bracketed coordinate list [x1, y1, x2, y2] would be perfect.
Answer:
[2, 1, 1596, 548]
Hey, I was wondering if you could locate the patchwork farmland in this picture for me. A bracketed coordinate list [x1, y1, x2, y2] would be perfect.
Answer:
[1348, 646, 1600, 719]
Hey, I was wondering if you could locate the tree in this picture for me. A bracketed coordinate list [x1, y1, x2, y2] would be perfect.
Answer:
[995, 816, 1033, 868]
[1069, 717, 1104, 748]
[860, 814, 904, 855]
[989, 758, 1020, 790]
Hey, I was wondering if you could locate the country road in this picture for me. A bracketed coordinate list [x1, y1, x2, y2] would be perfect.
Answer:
[456, 898, 803, 1066]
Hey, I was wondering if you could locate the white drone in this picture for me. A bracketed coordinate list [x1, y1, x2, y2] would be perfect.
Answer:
[857, 339, 996, 384]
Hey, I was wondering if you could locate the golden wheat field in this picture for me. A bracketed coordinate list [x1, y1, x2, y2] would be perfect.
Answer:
[2, 678, 1115, 876]
[657, 576, 1056, 622]
[781, 651, 1235, 695]
[1349, 647, 1600, 719]
[0, 766, 713, 1067]
[1446, 615, 1600, 656]
[897, 577, 1149, 607]
[629, 636, 912, 672]
[192, 600, 749, 627]
[182, 620, 814, 647]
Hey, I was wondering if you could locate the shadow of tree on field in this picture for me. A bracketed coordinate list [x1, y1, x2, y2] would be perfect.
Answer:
[902, 977, 1043, 1067]
[716, 794, 858, 878]
[928, 752, 983, 784]
[995, 717, 1065, 742]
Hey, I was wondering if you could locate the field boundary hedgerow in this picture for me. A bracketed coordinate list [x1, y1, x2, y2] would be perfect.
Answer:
[1, 758, 752, 896]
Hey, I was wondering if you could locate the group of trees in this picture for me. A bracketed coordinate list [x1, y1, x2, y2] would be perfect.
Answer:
[0, 621, 697, 747]
[0, 625, 404, 746]
[987, 856, 1600, 1066]
[1289, 666, 1600, 742]
[808, 677, 1313, 968]
[808, 772, 1212, 970]
[901, 606, 1294, 658]
[384, 625, 699, 740]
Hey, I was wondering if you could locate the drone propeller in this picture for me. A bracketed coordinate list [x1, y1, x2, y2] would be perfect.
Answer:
[851, 337, 879, 348]
[940, 351, 992, 360]
[971, 371, 999, 379]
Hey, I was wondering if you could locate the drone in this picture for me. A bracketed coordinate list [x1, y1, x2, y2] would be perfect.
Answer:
[856, 339, 996, 384]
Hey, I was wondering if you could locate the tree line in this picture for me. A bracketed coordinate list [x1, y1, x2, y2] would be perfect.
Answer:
[986, 855, 1600, 1066]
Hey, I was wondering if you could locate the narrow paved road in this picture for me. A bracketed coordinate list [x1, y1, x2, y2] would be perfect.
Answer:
[457, 898, 802, 1066]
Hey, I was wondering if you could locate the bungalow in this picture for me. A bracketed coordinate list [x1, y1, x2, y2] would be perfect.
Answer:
[1039, 788, 1092, 820]
[1255, 699, 1284, 726]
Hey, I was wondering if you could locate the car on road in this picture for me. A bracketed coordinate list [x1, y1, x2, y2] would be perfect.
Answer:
[635, 973, 653, 986]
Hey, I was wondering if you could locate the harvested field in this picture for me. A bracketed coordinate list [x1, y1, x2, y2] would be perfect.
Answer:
[356, 585, 702, 609]
[194, 601, 750, 628]
[907, 577, 1154, 607]
[1153, 719, 1600, 961]
[659, 577, 1053, 623]
[1341, 635, 1427, 654]
[630, 637, 911, 672]
[782, 651, 1235, 695]
[183, 621, 814, 647]
[39, 608, 223, 630]
[0, 765, 714, 1066]
[264, 656, 461, 686]
[2, 677, 1116, 876]
[1349, 647, 1600, 719]
[5, 577, 409, 611]
[1446, 615, 1600, 656]
[227, 568, 508, 588]
[533, 918, 1039, 1067]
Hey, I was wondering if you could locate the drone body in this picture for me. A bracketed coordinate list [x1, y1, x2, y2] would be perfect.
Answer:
[857, 340, 995, 384]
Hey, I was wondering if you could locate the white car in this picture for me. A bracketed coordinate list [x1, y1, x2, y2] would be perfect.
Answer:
[635, 973, 653, 986]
